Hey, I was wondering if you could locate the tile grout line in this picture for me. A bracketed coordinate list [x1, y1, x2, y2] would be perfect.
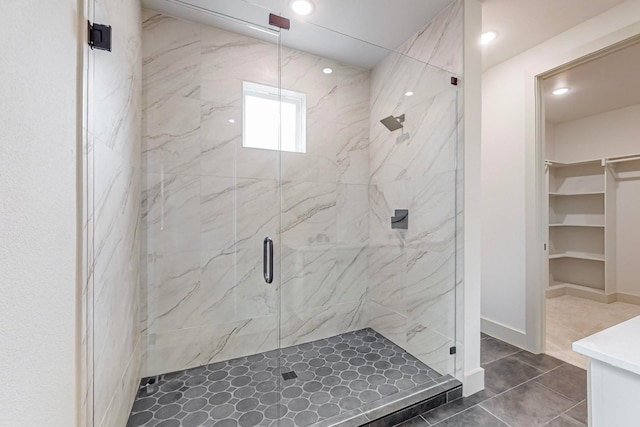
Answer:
[540, 400, 587, 427]
[480, 362, 565, 400]
[533, 377, 586, 405]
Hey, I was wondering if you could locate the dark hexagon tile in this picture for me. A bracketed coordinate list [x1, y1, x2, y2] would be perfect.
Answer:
[126, 328, 452, 427]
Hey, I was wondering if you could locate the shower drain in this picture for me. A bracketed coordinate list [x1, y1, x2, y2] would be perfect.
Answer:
[281, 371, 298, 381]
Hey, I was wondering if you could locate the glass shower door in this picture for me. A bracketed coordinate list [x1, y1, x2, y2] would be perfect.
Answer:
[130, 3, 286, 426]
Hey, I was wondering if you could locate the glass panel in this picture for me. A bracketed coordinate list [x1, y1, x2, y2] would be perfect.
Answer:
[279, 16, 460, 423]
[121, 3, 284, 426]
[91, 0, 461, 425]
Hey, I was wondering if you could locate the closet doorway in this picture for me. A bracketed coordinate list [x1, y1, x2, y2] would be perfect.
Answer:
[538, 37, 640, 368]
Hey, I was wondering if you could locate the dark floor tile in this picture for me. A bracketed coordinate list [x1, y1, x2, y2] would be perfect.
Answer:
[394, 415, 430, 426]
[483, 355, 544, 394]
[534, 364, 587, 403]
[481, 333, 491, 340]
[481, 337, 521, 365]
[545, 414, 586, 426]
[510, 351, 564, 372]
[432, 406, 508, 426]
[422, 389, 495, 425]
[564, 401, 587, 425]
[480, 381, 576, 427]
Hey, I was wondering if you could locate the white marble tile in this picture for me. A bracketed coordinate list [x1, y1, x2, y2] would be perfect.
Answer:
[368, 302, 408, 348]
[143, 173, 200, 253]
[368, 180, 411, 246]
[281, 181, 336, 247]
[142, 11, 201, 176]
[143, 328, 205, 376]
[200, 176, 235, 252]
[336, 184, 369, 244]
[200, 25, 279, 106]
[407, 173, 456, 248]
[280, 244, 336, 313]
[142, 95, 201, 175]
[235, 178, 278, 249]
[235, 246, 278, 320]
[405, 243, 456, 337]
[97, 337, 143, 427]
[396, 0, 463, 76]
[200, 104, 240, 178]
[280, 302, 368, 348]
[405, 322, 455, 376]
[143, 251, 202, 334]
[200, 317, 279, 365]
[199, 249, 237, 325]
[368, 245, 405, 314]
[335, 245, 369, 305]
[142, 10, 201, 110]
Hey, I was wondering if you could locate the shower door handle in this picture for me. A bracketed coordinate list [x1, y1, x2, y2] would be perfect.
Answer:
[263, 237, 273, 284]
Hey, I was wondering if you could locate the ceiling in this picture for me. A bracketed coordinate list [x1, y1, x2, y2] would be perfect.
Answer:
[141, 0, 454, 69]
[544, 40, 640, 124]
[480, 0, 628, 71]
[142, 0, 634, 77]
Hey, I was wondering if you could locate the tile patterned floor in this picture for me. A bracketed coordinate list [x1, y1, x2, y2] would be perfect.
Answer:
[395, 334, 588, 427]
[127, 328, 448, 427]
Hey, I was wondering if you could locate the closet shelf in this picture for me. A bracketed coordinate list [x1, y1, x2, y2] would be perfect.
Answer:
[549, 224, 605, 228]
[549, 252, 605, 262]
[548, 282, 606, 294]
[549, 191, 604, 196]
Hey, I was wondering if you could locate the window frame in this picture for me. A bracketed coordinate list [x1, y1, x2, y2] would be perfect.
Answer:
[242, 81, 307, 153]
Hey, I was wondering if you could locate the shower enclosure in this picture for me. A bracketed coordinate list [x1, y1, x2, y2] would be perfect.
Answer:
[88, 0, 463, 425]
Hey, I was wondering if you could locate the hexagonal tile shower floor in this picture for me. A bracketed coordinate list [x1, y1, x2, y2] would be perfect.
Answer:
[126, 328, 461, 427]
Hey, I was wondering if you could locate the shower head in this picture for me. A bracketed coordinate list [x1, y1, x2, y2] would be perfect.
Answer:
[380, 114, 405, 132]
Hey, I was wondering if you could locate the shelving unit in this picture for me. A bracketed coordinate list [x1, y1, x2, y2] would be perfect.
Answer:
[545, 159, 612, 302]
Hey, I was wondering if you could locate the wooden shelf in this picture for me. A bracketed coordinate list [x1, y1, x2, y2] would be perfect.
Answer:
[549, 252, 605, 262]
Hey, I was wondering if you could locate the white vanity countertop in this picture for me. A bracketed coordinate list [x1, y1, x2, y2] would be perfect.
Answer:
[573, 315, 640, 376]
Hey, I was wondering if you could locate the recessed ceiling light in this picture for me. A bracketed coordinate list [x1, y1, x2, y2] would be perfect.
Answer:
[552, 88, 570, 96]
[323, 68, 333, 74]
[290, 0, 314, 16]
[480, 31, 498, 45]
[228, 119, 235, 123]
[405, 91, 414, 97]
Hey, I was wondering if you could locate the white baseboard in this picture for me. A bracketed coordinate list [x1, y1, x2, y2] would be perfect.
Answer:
[463, 367, 485, 396]
[481, 317, 527, 350]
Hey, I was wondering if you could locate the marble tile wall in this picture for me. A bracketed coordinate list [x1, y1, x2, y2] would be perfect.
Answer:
[141, 10, 371, 376]
[87, 0, 143, 426]
[367, 0, 463, 376]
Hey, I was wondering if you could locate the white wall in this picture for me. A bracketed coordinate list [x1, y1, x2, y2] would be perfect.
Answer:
[462, 0, 484, 395]
[0, 1, 79, 426]
[552, 103, 640, 161]
[481, 0, 640, 351]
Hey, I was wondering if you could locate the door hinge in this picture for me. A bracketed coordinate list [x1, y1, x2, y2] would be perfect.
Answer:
[449, 346, 457, 355]
[269, 13, 290, 30]
[88, 21, 112, 51]
[544, 243, 547, 250]
[450, 76, 459, 86]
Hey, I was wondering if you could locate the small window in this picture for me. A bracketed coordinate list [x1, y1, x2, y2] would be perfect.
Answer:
[242, 81, 306, 153]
